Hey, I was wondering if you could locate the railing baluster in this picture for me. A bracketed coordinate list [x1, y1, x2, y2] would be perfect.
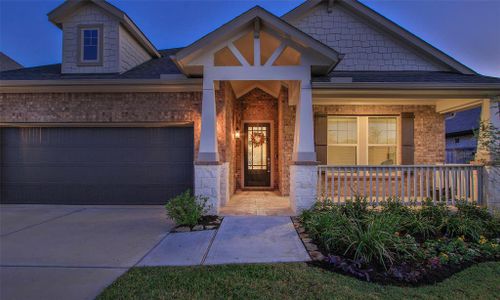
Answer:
[432, 166, 436, 204]
[464, 167, 468, 201]
[418, 167, 424, 201]
[401, 167, 405, 203]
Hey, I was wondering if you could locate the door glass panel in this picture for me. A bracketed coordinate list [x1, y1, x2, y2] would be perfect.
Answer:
[247, 125, 268, 170]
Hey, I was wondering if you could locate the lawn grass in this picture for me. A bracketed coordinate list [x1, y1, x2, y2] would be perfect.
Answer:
[98, 262, 500, 300]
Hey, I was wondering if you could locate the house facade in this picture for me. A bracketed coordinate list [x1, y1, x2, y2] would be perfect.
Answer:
[1, 0, 499, 212]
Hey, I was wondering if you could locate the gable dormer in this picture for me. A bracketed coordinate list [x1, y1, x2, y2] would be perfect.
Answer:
[48, 0, 160, 74]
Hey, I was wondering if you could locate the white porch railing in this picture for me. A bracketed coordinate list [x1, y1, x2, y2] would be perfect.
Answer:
[317, 165, 484, 206]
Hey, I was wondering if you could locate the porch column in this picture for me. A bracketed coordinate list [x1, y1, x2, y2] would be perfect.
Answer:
[290, 81, 318, 214]
[194, 80, 221, 215]
[198, 84, 219, 162]
[476, 97, 500, 210]
[292, 83, 316, 162]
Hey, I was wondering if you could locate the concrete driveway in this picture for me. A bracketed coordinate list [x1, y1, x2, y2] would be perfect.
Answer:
[0, 205, 172, 300]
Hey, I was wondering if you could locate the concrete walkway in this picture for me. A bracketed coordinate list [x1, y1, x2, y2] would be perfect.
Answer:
[220, 191, 294, 216]
[0, 205, 172, 300]
[139, 216, 310, 266]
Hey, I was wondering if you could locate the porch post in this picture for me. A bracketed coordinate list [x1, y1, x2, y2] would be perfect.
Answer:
[292, 82, 317, 162]
[194, 79, 221, 215]
[198, 82, 219, 162]
[476, 97, 500, 211]
[290, 80, 318, 214]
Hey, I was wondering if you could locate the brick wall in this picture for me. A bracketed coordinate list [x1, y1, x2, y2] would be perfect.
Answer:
[312, 105, 446, 164]
[234, 88, 279, 190]
[0, 92, 203, 158]
[291, 3, 448, 71]
[278, 87, 295, 196]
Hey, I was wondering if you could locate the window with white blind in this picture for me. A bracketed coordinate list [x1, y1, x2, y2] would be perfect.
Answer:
[327, 116, 398, 165]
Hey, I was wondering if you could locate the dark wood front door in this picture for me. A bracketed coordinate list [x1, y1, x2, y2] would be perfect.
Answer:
[244, 123, 271, 187]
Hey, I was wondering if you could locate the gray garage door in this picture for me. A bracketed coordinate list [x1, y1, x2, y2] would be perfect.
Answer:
[0, 127, 194, 204]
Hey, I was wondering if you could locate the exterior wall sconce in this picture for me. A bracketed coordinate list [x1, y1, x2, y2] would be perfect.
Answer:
[235, 127, 240, 139]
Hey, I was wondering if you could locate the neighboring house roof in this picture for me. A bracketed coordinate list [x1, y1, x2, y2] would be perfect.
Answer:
[282, 0, 475, 74]
[445, 107, 481, 136]
[0, 52, 23, 71]
[173, 6, 341, 77]
[47, 0, 160, 58]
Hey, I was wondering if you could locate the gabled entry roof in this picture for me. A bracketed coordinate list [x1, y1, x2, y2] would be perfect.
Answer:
[283, 0, 475, 75]
[172, 6, 342, 77]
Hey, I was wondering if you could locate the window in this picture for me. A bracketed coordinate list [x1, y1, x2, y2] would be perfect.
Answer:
[327, 116, 398, 165]
[327, 117, 357, 165]
[368, 117, 397, 165]
[79, 26, 101, 63]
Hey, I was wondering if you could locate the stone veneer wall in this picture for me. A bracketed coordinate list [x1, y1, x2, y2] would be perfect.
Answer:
[234, 88, 279, 190]
[0, 92, 204, 158]
[312, 105, 446, 164]
[290, 2, 448, 71]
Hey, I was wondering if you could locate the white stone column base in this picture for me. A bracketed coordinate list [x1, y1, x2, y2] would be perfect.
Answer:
[290, 164, 318, 215]
[194, 164, 221, 215]
[483, 166, 500, 212]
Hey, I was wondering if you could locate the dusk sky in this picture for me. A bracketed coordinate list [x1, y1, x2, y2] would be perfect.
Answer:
[0, 0, 499, 77]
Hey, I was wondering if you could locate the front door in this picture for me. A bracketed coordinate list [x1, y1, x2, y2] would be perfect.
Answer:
[244, 123, 271, 187]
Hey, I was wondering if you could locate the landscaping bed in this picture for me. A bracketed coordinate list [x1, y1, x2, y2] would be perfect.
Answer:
[296, 198, 500, 285]
[172, 215, 223, 232]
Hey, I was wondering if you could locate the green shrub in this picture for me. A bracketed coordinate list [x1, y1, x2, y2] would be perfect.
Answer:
[342, 213, 416, 269]
[444, 214, 483, 242]
[403, 212, 437, 241]
[165, 190, 210, 227]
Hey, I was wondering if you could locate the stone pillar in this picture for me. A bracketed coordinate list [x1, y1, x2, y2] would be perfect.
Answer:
[194, 164, 221, 215]
[290, 164, 318, 214]
[476, 98, 500, 210]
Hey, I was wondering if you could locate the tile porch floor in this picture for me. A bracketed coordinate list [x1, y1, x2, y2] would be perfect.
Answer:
[219, 191, 294, 216]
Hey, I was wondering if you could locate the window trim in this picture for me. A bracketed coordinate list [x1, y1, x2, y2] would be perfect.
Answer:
[327, 115, 401, 165]
[77, 24, 104, 66]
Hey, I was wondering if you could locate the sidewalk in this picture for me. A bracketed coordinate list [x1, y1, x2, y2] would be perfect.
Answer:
[138, 216, 310, 266]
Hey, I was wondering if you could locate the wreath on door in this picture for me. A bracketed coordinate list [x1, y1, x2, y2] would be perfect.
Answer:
[250, 132, 266, 147]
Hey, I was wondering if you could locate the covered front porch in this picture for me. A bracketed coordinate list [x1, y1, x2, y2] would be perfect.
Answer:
[169, 6, 499, 214]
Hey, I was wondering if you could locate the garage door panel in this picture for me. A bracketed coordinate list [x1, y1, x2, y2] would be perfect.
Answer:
[1, 127, 194, 204]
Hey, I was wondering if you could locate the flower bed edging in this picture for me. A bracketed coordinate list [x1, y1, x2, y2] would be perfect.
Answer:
[172, 215, 223, 233]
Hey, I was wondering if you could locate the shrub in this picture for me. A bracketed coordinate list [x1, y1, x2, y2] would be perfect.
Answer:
[444, 214, 483, 242]
[165, 190, 210, 227]
[342, 213, 416, 269]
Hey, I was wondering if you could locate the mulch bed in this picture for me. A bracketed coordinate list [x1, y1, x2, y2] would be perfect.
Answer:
[291, 216, 499, 286]
[171, 215, 223, 232]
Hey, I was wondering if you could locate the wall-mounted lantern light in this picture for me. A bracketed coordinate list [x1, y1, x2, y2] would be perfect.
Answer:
[235, 127, 240, 139]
